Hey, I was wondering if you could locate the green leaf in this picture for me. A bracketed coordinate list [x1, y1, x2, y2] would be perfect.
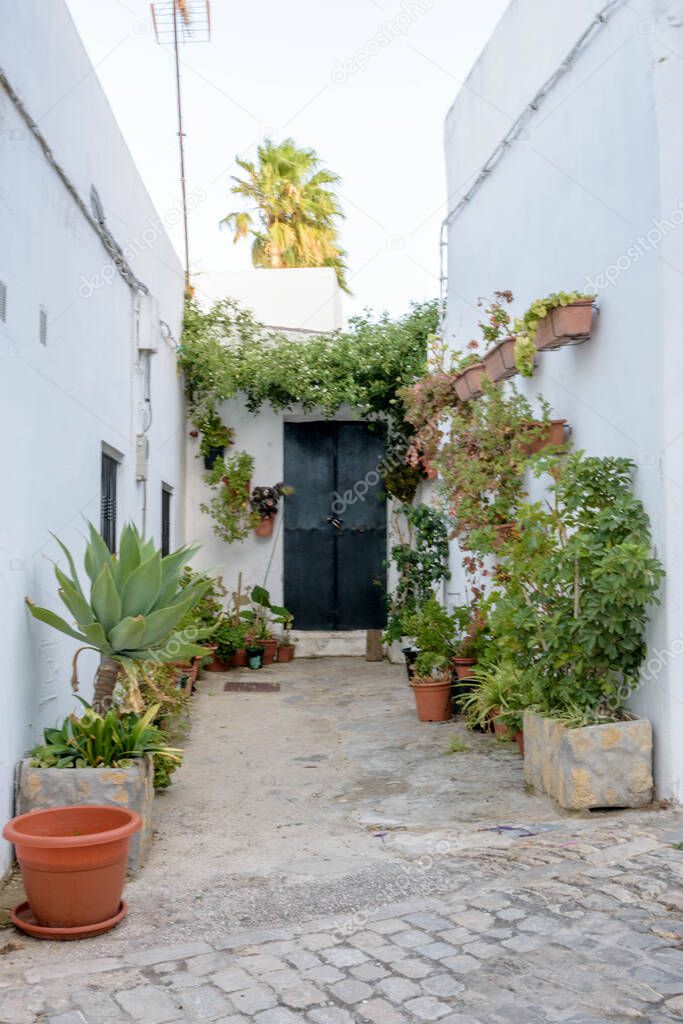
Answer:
[51, 533, 85, 597]
[108, 615, 146, 652]
[25, 600, 88, 642]
[80, 621, 112, 653]
[251, 585, 271, 608]
[55, 569, 95, 626]
[84, 522, 114, 584]
[155, 544, 200, 608]
[116, 525, 142, 588]
[120, 552, 162, 617]
[90, 565, 122, 635]
[138, 592, 199, 647]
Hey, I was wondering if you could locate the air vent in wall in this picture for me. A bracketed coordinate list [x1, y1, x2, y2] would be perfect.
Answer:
[39, 307, 47, 346]
[0, 281, 6, 323]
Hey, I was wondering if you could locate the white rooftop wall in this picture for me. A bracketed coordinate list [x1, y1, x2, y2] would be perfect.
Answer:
[443, 0, 683, 799]
[197, 267, 343, 333]
[0, 0, 186, 874]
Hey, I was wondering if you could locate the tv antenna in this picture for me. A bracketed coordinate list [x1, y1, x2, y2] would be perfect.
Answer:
[150, 1, 211, 294]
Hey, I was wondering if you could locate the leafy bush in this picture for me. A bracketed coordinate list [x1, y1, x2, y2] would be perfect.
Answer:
[384, 505, 451, 644]
[403, 596, 457, 660]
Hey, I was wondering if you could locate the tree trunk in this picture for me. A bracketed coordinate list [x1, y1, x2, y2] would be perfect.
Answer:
[92, 656, 120, 714]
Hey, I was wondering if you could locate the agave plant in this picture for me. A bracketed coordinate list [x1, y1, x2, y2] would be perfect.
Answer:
[26, 523, 211, 710]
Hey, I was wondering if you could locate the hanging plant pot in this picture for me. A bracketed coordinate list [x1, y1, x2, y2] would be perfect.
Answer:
[452, 656, 477, 681]
[203, 446, 225, 470]
[246, 645, 265, 670]
[278, 643, 296, 663]
[262, 638, 278, 665]
[3, 805, 141, 939]
[254, 516, 275, 538]
[520, 419, 569, 455]
[492, 522, 517, 549]
[483, 337, 518, 383]
[534, 300, 594, 351]
[410, 679, 452, 722]
[455, 363, 486, 401]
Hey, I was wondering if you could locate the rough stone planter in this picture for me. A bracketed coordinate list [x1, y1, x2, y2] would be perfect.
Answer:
[455, 363, 486, 401]
[534, 299, 594, 351]
[483, 337, 518, 383]
[15, 756, 154, 873]
[523, 710, 653, 810]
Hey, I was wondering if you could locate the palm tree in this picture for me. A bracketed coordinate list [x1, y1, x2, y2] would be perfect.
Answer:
[223, 138, 349, 292]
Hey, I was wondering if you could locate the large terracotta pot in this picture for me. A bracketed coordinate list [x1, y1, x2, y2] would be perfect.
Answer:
[534, 299, 594, 351]
[483, 337, 518, 383]
[520, 419, 568, 456]
[255, 516, 275, 538]
[230, 649, 248, 668]
[262, 638, 278, 665]
[410, 679, 452, 722]
[452, 657, 476, 681]
[206, 657, 230, 672]
[278, 643, 295, 663]
[3, 805, 141, 937]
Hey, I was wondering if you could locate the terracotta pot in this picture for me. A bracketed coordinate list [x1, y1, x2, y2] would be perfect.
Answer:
[492, 522, 517, 549]
[278, 643, 295, 663]
[231, 649, 248, 668]
[452, 657, 477, 681]
[206, 658, 230, 672]
[493, 712, 511, 740]
[255, 516, 275, 538]
[171, 659, 199, 693]
[515, 729, 525, 756]
[262, 638, 278, 665]
[534, 299, 594, 352]
[483, 337, 518, 383]
[456, 362, 486, 401]
[410, 678, 452, 722]
[520, 419, 568, 456]
[454, 373, 471, 402]
[3, 806, 141, 936]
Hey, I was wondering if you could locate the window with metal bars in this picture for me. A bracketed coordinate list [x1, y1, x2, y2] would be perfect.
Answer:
[161, 486, 172, 557]
[101, 453, 118, 553]
[0, 281, 7, 323]
[39, 306, 47, 345]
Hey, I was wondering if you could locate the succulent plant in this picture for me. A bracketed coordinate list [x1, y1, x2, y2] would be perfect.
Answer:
[26, 523, 211, 710]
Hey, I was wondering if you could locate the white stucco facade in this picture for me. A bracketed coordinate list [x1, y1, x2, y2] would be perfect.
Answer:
[0, 0, 186, 874]
[443, 0, 683, 799]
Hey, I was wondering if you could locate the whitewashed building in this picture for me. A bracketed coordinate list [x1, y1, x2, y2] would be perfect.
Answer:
[442, 0, 683, 799]
[0, 0, 186, 875]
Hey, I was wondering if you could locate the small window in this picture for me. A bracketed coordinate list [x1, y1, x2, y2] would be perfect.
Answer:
[161, 485, 172, 557]
[101, 452, 119, 553]
[39, 306, 47, 346]
[0, 281, 7, 323]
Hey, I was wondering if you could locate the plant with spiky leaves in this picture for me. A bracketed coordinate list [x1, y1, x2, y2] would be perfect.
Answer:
[26, 523, 211, 711]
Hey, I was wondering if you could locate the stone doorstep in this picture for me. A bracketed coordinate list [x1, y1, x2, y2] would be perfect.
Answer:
[14, 756, 155, 873]
[290, 631, 367, 658]
[523, 711, 654, 811]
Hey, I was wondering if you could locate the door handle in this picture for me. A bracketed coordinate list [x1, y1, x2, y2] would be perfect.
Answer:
[327, 515, 343, 530]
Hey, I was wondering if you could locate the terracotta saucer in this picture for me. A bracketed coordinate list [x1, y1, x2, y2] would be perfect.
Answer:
[11, 900, 128, 940]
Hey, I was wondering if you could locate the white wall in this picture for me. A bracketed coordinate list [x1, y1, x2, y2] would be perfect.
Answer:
[0, 0, 186, 874]
[443, 0, 683, 798]
[198, 267, 343, 333]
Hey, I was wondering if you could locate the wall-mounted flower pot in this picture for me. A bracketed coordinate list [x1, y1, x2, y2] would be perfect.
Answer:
[534, 300, 594, 352]
[410, 679, 452, 722]
[255, 516, 275, 538]
[452, 656, 477, 680]
[262, 638, 278, 665]
[230, 648, 248, 668]
[3, 805, 141, 939]
[483, 337, 518, 383]
[203, 446, 225, 470]
[278, 643, 296, 663]
[520, 419, 569, 456]
[455, 363, 486, 401]
[246, 645, 265, 670]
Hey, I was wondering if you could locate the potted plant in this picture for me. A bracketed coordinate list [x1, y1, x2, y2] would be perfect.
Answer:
[410, 652, 452, 722]
[196, 411, 235, 470]
[274, 608, 296, 662]
[245, 639, 265, 670]
[202, 451, 258, 544]
[520, 418, 569, 455]
[461, 662, 529, 741]
[521, 291, 595, 353]
[250, 483, 293, 538]
[478, 291, 519, 384]
[241, 585, 292, 664]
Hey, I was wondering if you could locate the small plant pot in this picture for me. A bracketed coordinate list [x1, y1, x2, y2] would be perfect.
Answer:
[278, 643, 295, 663]
[3, 805, 141, 938]
[410, 679, 452, 722]
[203, 446, 225, 470]
[534, 299, 594, 351]
[515, 729, 525, 756]
[255, 516, 275, 538]
[452, 657, 477, 681]
[492, 523, 517, 549]
[206, 657, 230, 672]
[230, 649, 248, 668]
[455, 363, 486, 401]
[520, 419, 568, 455]
[246, 646, 265, 670]
[483, 337, 518, 383]
[262, 638, 278, 665]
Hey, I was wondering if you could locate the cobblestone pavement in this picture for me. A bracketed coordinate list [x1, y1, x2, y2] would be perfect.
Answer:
[3, 661, 683, 1022]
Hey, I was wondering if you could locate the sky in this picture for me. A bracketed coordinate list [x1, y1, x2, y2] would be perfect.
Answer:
[65, 0, 510, 321]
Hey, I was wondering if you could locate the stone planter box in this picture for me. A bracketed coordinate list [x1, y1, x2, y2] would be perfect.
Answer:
[15, 756, 154, 873]
[523, 710, 653, 810]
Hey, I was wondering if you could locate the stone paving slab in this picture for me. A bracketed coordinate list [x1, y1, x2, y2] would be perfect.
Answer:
[3, 815, 683, 1024]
